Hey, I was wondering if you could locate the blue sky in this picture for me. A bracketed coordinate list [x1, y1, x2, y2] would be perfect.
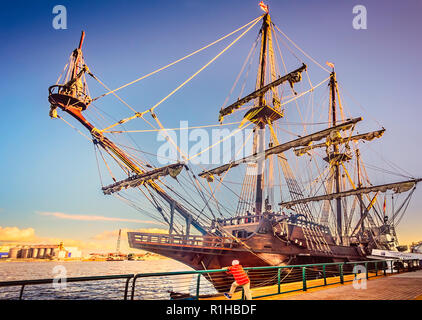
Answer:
[0, 0, 421, 250]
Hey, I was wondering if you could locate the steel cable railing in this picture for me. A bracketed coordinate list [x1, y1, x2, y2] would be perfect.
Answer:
[0, 274, 134, 300]
[0, 258, 420, 300]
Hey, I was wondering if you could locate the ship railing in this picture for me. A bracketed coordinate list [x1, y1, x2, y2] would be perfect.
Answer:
[213, 212, 286, 227]
[49, 84, 91, 105]
[0, 258, 420, 300]
[132, 232, 240, 248]
[212, 213, 330, 234]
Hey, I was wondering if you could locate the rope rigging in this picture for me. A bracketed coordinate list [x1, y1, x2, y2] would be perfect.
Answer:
[48, 7, 420, 254]
[272, 22, 330, 73]
[96, 16, 263, 134]
[91, 15, 264, 101]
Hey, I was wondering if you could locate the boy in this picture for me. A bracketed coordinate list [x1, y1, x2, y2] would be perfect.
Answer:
[223, 260, 252, 300]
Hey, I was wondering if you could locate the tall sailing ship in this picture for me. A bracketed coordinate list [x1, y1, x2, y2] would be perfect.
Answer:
[48, 4, 420, 291]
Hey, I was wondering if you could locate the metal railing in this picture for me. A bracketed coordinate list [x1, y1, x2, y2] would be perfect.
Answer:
[132, 233, 237, 248]
[211, 213, 330, 233]
[0, 258, 419, 300]
[0, 274, 134, 300]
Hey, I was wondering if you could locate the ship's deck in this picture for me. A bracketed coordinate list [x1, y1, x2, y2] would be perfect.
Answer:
[202, 270, 422, 300]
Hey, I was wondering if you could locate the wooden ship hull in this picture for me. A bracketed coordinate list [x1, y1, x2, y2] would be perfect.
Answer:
[128, 214, 366, 292]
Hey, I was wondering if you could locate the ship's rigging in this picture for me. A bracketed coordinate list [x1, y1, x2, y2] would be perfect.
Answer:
[48, 5, 419, 254]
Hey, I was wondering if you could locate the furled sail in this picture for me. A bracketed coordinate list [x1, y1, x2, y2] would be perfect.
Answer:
[218, 64, 307, 122]
[279, 179, 422, 208]
[102, 163, 185, 195]
[294, 128, 385, 156]
[199, 117, 362, 181]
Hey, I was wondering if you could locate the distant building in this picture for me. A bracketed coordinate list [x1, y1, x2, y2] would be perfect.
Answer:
[57, 246, 82, 259]
[0, 246, 11, 258]
[6, 243, 81, 259]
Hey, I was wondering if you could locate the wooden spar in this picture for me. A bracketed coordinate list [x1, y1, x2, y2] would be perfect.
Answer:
[218, 63, 306, 122]
[279, 179, 422, 208]
[101, 163, 185, 195]
[258, 15, 269, 107]
[254, 13, 270, 215]
[293, 129, 385, 156]
[198, 117, 362, 180]
[356, 149, 364, 231]
[72, 31, 86, 80]
[78, 30, 85, 49]
[330, 71, 343, 244]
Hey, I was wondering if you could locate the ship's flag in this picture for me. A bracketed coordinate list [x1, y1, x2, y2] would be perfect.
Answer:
[326, 61, 335, 69]
[259, 1, 269, 13]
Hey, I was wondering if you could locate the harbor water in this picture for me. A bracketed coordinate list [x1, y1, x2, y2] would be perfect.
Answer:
[0, 259, 218, 300]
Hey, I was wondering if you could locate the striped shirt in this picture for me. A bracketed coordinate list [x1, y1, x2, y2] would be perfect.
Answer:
[227, 265, 250, 285]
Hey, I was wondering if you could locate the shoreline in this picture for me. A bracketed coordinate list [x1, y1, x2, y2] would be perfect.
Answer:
[0, 254, 169, 263]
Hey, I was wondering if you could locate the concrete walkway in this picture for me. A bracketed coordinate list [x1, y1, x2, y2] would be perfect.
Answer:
[277, 270, 422, 300]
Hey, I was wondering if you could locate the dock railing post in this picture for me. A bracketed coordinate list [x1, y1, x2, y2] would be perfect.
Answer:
[340, 263, 344, 284]
[383, 261, 387, 276]
[196, 274, 201, 300]
[131, 275, 138, 300]
[240, 270, 248, 300]
[353, 263, 357, 281]
[375, 261, 378, 276]
[277, 268, 281, 294]
[124, 277, 132, 300]
[365, 262, 368, 279]
[19, 285, 25, 300]
[302, 267, 307, 291]
[323, 265, 326, 286]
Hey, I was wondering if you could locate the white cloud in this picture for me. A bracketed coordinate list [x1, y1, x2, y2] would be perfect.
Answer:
[0, 224, 169, 254]
[0, 226, 36, 242]
[37, 211, 165, 225]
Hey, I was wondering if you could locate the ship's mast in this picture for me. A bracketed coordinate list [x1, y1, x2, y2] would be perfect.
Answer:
[356, 149, 364, 232]
[254, 13, 271, 215]
[329, 70, 343, 244]
[72, 31, 85, 79]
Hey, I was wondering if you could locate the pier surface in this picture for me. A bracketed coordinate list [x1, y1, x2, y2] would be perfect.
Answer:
[204, 270, 422, 300]
[277, 270, 422, 300]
